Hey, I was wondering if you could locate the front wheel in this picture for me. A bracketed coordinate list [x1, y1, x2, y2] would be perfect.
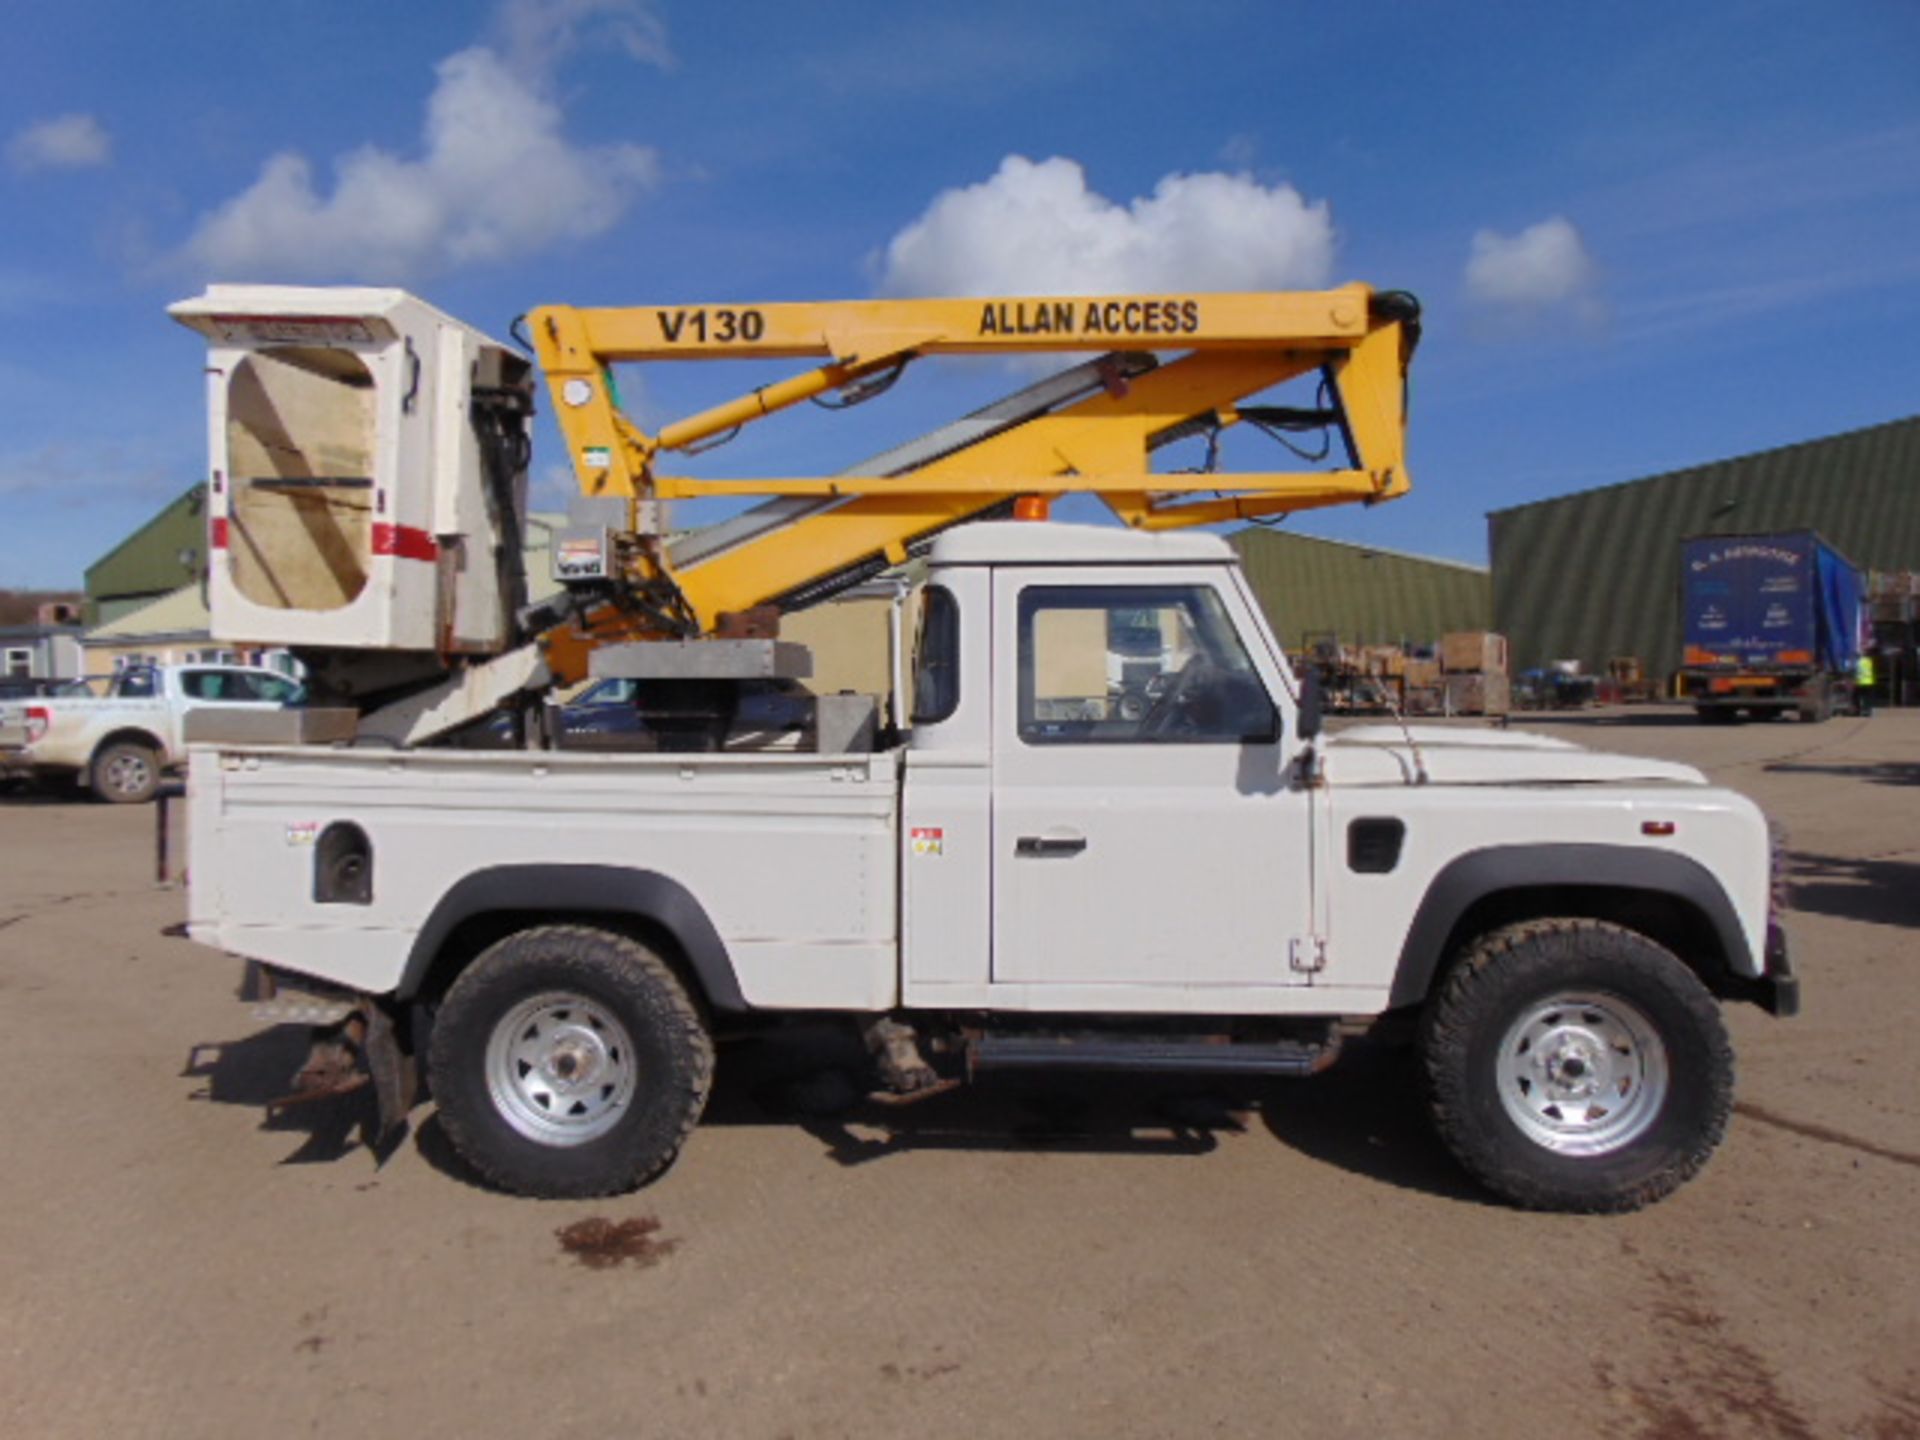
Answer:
[428, 925, 714, 1198]
[1420, 919, 1732, 1213]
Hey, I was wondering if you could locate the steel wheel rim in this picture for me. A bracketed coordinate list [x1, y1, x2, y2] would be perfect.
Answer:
[484, 991, 638, 1146]
[1495, 990, 1669, 1157]
[105, 752, 151, 796]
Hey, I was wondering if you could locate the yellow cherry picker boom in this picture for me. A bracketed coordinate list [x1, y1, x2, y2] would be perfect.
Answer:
[168, 282, 1418, 743]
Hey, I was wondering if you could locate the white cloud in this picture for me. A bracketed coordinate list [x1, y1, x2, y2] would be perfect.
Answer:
[7, 113, 112, 173]
[875, 155, 1335, 297]
[491, 0, 672, 78]
[1464, 216, 1600, 314]
[177, 2, 666, 282]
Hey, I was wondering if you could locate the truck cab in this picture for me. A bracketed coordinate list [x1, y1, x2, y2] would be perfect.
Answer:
[901, 523, 1313, 1005]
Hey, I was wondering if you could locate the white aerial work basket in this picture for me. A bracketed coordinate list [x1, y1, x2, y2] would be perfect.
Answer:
[169, 286, 533, 659]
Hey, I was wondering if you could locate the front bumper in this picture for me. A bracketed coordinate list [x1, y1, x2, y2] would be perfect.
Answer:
[1731, 920, 1799, 1018]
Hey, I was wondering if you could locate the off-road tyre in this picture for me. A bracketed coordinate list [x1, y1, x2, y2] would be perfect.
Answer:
[91, 740, 160, 804]
[428, 925, 714, 1199]
[1420, 919, 1733, 1213]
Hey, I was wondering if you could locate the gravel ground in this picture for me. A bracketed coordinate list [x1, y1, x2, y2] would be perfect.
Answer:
[1, 706, 1915, 1439]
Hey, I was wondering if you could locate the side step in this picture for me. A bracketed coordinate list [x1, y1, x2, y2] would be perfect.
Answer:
[967, 1032, 1339, 1079]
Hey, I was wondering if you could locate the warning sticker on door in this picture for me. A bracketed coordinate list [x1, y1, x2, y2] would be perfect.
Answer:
[910, 827, 944, 857]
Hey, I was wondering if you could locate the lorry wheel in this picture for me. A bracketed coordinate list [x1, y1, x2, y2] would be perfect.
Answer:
[1420, 919, 1732, 1213]
[91, 741, 160, 804]
[428, 925, 714, 1199]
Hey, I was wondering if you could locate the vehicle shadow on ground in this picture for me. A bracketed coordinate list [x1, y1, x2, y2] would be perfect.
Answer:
[403, 1038, 1258, 1191]
[1790, 852, 1920, 929]
[0, 784, 85, 806]
[1768, 760, 1920, 787]
[182, 1025, 390, 1165]
[699, 1026, 1491, 1205]
[701, 1023, 1249, 1161]
[1257, 1039, 1493, 1205]
[0, 778, 185, 805]
[413, 1112, 485, 1188]
[185, 1021, 1489, 1204]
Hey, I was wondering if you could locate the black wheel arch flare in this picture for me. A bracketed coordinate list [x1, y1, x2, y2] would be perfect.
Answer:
[1389, 844, 1758, 1010]
[398, 864, 748, 1012]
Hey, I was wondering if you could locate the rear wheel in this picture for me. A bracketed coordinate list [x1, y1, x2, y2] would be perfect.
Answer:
[91, 740, 160, 804]
[428, 925, 714, 1198]
[1420, 919, 1732, 1212]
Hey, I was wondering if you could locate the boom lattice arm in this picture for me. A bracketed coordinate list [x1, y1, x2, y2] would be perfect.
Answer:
[525, 284, 1417, 648]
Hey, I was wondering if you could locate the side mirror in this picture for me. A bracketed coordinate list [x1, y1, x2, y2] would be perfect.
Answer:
[1297, 666, 1324, 742]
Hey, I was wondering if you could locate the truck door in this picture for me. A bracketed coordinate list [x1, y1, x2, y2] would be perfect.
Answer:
[989, 569, 1314, 988]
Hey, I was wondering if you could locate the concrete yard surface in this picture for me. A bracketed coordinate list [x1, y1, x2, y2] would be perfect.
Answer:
[1, 707, 1916, 1438]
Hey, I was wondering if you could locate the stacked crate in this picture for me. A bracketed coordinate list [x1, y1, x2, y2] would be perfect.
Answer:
[1358, 645, 1407, 712]
[1868, 572, 1917, 707]
[1402, 653, 1444, 715]
[1440, 631, 1510, 716]
[1869, 571, 1917, 621]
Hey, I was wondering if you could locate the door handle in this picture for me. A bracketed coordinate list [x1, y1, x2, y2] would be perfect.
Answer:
[1016, 835, 1087, 857]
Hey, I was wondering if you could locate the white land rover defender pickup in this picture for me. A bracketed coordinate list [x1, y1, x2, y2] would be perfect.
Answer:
[184, 524, 1796, 1212]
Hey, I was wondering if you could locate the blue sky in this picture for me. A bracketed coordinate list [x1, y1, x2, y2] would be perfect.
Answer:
[3, 0, 1917, 590]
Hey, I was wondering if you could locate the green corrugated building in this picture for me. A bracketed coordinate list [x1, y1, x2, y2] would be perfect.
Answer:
[84, 484, 209, 625]
[1228, 528, 1491, 653]
[1489, 415, 1920, 679]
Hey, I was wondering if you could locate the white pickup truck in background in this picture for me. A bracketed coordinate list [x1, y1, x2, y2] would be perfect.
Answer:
[0, 663, 303, 802]
[184, 524, 1797, 1212]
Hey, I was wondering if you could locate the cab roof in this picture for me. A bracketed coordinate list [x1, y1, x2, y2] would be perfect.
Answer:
[927, 521, 1236, 567]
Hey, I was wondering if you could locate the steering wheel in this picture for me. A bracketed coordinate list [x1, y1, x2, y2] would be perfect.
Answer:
[1138, 656, 1213, 737]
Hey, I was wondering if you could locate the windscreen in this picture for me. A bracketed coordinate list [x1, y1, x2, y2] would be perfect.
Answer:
[225, 347, 377, 612]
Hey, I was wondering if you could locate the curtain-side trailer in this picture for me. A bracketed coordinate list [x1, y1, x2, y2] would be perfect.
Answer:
[1679, 531, 1865, 722]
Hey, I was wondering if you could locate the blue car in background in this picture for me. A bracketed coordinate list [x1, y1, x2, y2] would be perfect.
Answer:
[553, 676, 813, 751]
[551, 677, 645, 749]
[454, 676, 813, 752]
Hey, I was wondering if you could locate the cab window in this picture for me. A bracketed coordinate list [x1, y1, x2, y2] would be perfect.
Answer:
[910, 585, 960, 725]
[248, 673, 303, 703]
[1017, 584, 1277, 744]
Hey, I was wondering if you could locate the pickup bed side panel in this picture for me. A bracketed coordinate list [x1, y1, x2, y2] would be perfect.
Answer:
[187, 747, 901, 1009]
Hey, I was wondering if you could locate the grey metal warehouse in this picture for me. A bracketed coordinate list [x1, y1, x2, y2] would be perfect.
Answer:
[1229, 528, 1491, 653]
[1489, 414, 1920, 681]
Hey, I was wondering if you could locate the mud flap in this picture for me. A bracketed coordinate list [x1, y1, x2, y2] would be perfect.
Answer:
[269, 998, 418, 1158]
[360, 1003, 418, 1150]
